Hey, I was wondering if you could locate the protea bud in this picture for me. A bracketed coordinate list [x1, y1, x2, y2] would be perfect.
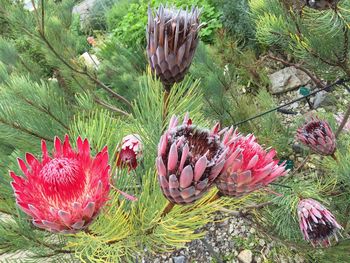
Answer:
[116, 134, 143, 170]
[147, 5, 201, 91]
[298, 199, 342, 247]
[156, 114, 234, 204]
[10, 135, 110, 233]
[216, 129, 288, 197]
[296, 117, 336, 156]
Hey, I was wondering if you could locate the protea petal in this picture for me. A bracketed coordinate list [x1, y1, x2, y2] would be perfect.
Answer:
[298, 199, 342, 247]
[10, 136, 110, 233]
[116, 134, 143, 171]
[157, 113, 226, 204]
[216, 132, 287, 197]
[296, 117, 336, 156]
[147, 6, 201, 90]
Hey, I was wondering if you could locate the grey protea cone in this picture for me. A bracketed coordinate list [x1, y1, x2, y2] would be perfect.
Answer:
[147, 5, 201, 91]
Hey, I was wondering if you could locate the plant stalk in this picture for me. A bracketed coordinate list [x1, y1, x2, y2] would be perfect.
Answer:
[160, 201, 175, 218]
[162, 89, 170, 129]
[335, 103, 350, 138]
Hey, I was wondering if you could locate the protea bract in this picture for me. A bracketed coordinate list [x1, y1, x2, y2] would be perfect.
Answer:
[116, 134, 143, 170]
[216, 130, 288, 197]
[298, 199, 342, 247]
[296, 117, 336, 156]
[10, 135, 110, 233]
[156, 114, 234, 204]
[147, 5, 201, 90]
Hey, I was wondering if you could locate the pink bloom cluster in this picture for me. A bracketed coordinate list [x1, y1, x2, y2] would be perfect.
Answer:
[156, 113, 288, 204]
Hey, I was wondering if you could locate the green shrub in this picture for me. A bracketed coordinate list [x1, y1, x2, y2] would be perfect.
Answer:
[84, 0, 120, 30]
[215, 0, 256, 47]
[106, 0, 222, 47]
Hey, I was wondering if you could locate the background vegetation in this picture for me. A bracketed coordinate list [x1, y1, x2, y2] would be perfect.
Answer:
[0, 0, 349, 262]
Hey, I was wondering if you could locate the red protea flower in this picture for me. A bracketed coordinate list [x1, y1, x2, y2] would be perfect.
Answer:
[216, 129, 288, 197]
[116, 134, 143, 170]
[10, 135, 110, 233]
[298, 199, 342, 247]
[156, 114, 236, 204]
[296, 117, 336, 156]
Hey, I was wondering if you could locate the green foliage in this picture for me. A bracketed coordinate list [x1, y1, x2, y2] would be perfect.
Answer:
[84, 0, 120, 31]
[262, 179, 331, 242]
[66, 73, 249, 262]
[97, 41, 147, 102]
[215, 0, 256, 47]
[190, 42, 291, 155]
[0, 70, 71, 152]
[250, 0, 350, 80]
[106, 0, 222, 47]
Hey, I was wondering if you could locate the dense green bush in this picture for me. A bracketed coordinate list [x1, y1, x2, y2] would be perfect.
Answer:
[84, 0, 119, 30]
[214, 0, 256, 47]
[106, 0, 222, 47]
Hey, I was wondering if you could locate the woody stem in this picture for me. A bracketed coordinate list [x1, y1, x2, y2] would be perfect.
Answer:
[209, 192, 222, 202]
[161, 201, 175, 218]
[335, 103, 350, 138]
[162, 90, 170, 129]
[331, 152, 339, 163]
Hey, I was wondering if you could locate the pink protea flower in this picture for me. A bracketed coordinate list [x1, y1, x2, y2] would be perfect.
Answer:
[10, 135, 110, 233]
[298, 199, 343, 247]
[296, 117, 336, 156]
[116, 134, 143, 170]
[216, 129, 288, 197]
[156, 114, 236, 204]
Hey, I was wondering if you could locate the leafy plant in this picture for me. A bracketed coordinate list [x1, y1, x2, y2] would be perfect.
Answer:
[214, 0, 256, 47]
[250, 0, 350, 80]
[106, 0, 222, 47]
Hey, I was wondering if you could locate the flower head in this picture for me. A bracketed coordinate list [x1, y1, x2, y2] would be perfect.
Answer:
[156, 114, 232, 204]
[87, 36, 96, 47]
[216, 129, 288, 197]
[116, 134, 143, 170]
[10, 135, 110, 233]
[296, 117, 336, 156]
[298, 199, 342, 247]
[147, 5, 201, 90]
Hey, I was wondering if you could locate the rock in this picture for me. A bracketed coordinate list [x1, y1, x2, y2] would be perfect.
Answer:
[269, 66, 311, 94]
[249, 227, 256, 234]
[23, 0, 34, 11]
[238, 249, 253, 263]
[79, 52, 100, 69]
[295, 254, 305, 263]
[72, 0, 97, 26]
[289, 102, 299, 109]
[311, 91, 335, 109]
[229, 224, 234, 233]
[258, 239, 265, 247]
[292, 143, 304, 154]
